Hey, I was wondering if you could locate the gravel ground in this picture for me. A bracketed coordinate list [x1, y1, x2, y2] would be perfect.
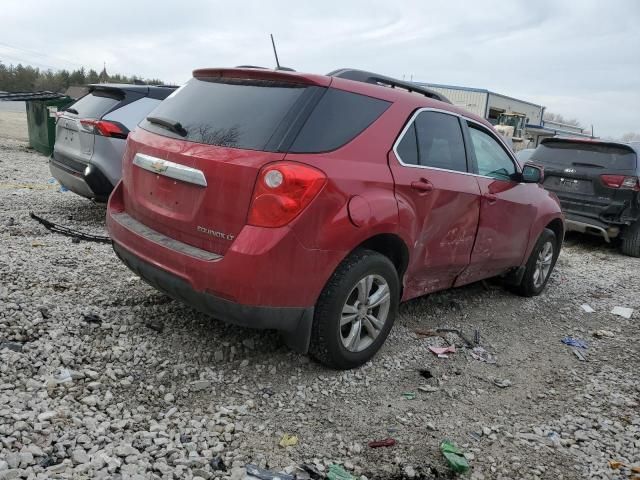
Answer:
[1, 137, 639, 480]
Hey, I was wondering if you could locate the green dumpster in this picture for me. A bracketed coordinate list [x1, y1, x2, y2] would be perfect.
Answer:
[25, 96, 73, 156]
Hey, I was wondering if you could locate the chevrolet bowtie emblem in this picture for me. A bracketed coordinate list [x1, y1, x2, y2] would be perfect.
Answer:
[150, 160, 168, 174]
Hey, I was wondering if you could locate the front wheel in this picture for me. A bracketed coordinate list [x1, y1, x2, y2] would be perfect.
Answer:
[513, 228, 559, 297]
[309, 249, 399, 370]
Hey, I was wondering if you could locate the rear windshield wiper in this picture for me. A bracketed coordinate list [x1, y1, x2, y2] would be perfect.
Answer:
[146, 116, 187, 137]
[64, 107, 79, 114]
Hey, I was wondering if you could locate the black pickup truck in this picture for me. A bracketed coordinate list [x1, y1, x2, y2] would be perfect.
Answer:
[530, 138, 640, 256]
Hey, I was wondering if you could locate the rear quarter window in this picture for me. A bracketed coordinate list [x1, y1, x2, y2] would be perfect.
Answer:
[289, 89, 390, 153]
[68, 91, 122, 118]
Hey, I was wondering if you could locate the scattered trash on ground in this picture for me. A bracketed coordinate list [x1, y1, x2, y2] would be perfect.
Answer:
[561, 336, 588, 349]
[245, 464, 295, 480]
[580, 304, 595, 313]
[301, 464, 325, 480]
[30, 211, 111, 244]
[278, 433, 298, 447]
[609, 460, 625, 469]
[470, 346, 496, 364]
[418, 385, 439, 393]
[82, 313, 102, 324]
[418, 369, 433, 379]
[429, 345, 456, 358]
[493, 378, 512, 388]
[145, 320, 164, 333]
[402, 392, 416, 400]
[572, 349, 587, 361]
[368, 438, 396, 448]
[0, 340, 23, 352]
[327, 464, 356, 480]
[437, 328, 474, 347]
[611, 306, 634, 319]
[440, 440, 470, 473]
[591, 329, 615, 338]
[44, 368, 73, 389]
[413, 328, 439, 337]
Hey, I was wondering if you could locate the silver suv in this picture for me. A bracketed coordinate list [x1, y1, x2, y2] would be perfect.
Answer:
[50, 84, 177, 201]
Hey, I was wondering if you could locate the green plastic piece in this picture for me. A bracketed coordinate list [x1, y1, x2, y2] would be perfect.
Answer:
[327, 464, 356, 480]
[402, 392, 416, 400]
[440, 440, 470, 473]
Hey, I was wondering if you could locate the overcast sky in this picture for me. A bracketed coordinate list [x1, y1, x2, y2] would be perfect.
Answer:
[2, 0, 639, 137]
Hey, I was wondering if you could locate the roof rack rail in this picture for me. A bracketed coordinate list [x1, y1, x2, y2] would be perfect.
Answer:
[327, 68, 451, 104]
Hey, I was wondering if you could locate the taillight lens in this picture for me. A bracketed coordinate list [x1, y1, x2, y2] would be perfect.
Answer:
[79, 119, 129, 139]
[601, 174, 640, 190]
[248, 162, 326, 228]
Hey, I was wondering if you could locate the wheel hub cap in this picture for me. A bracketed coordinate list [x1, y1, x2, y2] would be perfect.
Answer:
[340, 274, 391, 353]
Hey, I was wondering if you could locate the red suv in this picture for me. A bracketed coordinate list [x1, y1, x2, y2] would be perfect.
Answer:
[107, 68, 564, 369]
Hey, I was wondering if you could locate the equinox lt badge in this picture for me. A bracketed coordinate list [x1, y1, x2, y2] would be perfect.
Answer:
[197, 226, 235, 241]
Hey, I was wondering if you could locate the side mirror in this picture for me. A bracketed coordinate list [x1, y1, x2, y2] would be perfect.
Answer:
[522, 163, 544, 184]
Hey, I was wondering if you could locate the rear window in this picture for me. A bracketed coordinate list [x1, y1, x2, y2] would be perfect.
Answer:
[141, 77, 391, 152]
[140, 77, 308, 151]
[67, 90, 122, 118]
[532, 141, 637, 170]
[289, 89, 390, 153]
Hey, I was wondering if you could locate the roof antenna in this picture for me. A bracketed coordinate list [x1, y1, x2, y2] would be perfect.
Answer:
[270, 34, 281, 70]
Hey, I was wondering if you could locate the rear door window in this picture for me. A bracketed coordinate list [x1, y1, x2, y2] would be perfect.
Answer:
[467, 124, 517, 180]
[415, 111, 467, 172]
[141, 77, 309, 151]
[67, 91, 122, 118]
[531, 141, 637, 170]
[289, 89, 390, 153]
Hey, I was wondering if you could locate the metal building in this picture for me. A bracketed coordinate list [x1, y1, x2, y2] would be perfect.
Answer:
[413, 82, 544, 126]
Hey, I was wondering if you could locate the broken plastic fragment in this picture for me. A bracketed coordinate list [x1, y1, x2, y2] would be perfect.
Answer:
[402, 392, 416, 400]
[245, 464, 295, 480]
[278, 433, 298, 447]
[580, 304, 595, 313]
[428, 345, 456, 358]
[368, 438, 396, 448]
[561, 336, 588, 349]
[611, 306, 634, 319]
[327, 464, 356, 480]
[440, 440, 470, 473]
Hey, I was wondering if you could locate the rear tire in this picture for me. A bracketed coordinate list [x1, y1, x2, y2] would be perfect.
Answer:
[513, 228, 559, 297]
[621, 221, 640, 257]
[309, 249, 399, 370]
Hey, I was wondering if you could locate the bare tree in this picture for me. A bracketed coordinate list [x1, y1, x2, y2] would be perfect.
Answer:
[543, 112, 582, 127]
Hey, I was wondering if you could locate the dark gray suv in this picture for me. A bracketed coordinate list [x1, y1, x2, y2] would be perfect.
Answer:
[530, 137, 640, 256]
[50, 84, 177, 201]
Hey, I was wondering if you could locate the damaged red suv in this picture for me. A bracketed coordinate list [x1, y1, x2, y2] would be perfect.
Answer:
[107, 68, 564, 369]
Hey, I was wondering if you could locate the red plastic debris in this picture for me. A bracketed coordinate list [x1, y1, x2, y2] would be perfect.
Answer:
[368, 438, 396, 448]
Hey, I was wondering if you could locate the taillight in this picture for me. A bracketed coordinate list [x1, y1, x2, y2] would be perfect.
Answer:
[80, 119, 129, 139]
[600, 174, 640, 190]
[248, 162, 326, 227]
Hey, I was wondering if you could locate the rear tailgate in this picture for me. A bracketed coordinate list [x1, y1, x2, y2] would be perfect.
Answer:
[531, 139, 638, 221]
[54, 88, 125, 167]
[122, 74, 325, 256]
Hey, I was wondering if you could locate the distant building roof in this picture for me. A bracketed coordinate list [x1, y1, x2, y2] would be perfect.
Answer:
[413, 82, 544, 110]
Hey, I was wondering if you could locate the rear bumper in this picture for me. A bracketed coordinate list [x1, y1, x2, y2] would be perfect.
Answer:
[113, 241, 314, 351]
[106, 181, 345, 352]
[564, 213, 621, 242]
[49, 151, 113, 200]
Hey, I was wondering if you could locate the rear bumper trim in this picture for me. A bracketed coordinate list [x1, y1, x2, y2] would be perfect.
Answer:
[110, 212, 222, 261]
[112, 241, 314, 352]
[565, 218, 619, 242]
